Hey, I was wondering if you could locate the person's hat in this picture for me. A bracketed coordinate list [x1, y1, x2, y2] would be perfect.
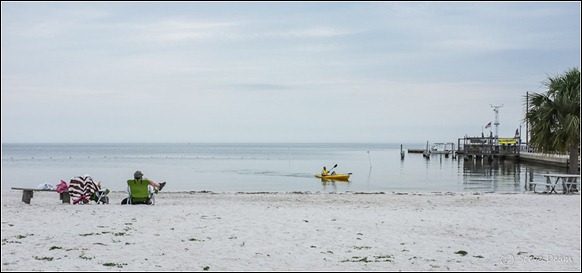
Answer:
[134, 170, 143, 179]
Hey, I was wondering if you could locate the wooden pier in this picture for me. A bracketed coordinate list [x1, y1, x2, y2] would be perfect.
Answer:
[457, 136, 520, 161]
[406, 137, 574, 169]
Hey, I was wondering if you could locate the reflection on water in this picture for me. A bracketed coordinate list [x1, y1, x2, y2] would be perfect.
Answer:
[1, 143, 570, 193]
[461, 156, 563, 192]
[321, 179, 351, 191]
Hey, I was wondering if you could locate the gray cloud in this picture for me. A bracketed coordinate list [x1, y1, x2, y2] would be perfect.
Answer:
[2, 2, 579, 143]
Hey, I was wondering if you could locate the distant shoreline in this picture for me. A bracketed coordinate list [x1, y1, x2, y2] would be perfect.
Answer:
[2, 142, 428, 147]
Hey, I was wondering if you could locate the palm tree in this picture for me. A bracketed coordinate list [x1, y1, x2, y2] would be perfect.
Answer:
[524, 67, 580, 174]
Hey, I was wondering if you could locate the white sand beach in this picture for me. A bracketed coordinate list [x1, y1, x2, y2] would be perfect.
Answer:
[1, 190, 580, 271]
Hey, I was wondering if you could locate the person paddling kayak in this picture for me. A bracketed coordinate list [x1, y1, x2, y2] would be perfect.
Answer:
[322, 164, 338, 176]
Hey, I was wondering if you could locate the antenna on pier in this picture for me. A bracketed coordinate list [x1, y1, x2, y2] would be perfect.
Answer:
[490, 104, 503, 144]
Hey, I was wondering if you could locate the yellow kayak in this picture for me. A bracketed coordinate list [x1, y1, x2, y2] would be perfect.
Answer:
[314, 173, 351, 181]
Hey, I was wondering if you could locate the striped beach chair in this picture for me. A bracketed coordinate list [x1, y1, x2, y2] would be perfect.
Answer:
[68, 175, 99, 204]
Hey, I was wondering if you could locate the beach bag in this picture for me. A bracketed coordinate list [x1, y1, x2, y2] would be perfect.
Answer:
[56, 180, 69, 193]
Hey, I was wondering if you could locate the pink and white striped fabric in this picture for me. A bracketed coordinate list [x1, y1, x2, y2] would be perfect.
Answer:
[68, 174, 99, 204]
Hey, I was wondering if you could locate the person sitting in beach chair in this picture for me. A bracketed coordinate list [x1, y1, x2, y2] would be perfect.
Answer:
[133, 170, 166, 192]
[122, 170, 166, 205]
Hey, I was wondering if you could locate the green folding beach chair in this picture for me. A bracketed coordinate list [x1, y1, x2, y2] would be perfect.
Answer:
[91, 188, 110, 204]
[126, 179, 157, 205]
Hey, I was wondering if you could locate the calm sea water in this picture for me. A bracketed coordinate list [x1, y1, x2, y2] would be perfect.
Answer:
[1, 143, 567, 193]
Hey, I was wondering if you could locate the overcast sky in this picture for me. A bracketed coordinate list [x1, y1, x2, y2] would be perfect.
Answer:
[1, 2, 580, 143]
